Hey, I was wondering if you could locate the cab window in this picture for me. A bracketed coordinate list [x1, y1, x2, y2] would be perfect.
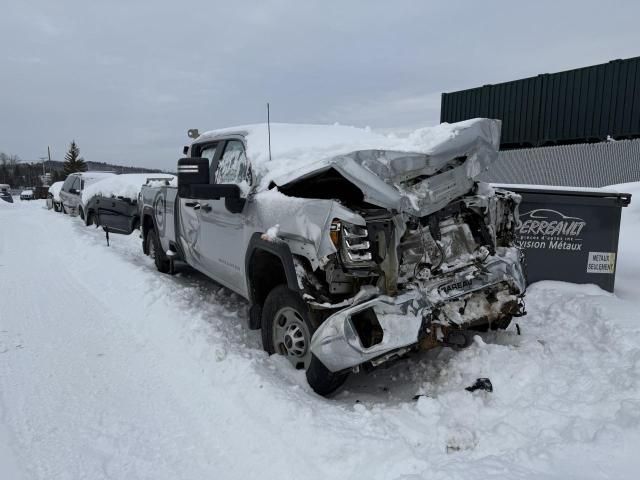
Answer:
[193, 142, 220, 184]
[199, 144, 218, 163]
[62, 176, 75, 191]
[215, 140, 250, 189]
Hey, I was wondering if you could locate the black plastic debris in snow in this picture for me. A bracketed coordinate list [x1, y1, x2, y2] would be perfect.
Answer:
[466, 378, 493, 393]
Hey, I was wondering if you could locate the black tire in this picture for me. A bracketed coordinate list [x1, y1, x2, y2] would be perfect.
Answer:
[85, 210, 94, 226]
[61, 204, 67, 214]
[261, 285, 348, 395]
[306, 354, 348, 396]
[491, 315, 512, 331]
[79, 207, 85, 221]
[145, 228, 170, 273]
[471, 315, 512, 332]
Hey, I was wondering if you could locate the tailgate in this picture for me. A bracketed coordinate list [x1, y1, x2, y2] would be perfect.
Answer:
[93, 196, 139, 234]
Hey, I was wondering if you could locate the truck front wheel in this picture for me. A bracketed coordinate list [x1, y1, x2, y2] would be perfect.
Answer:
[261, 285, 347, 396]
[145, 228, 170, 273]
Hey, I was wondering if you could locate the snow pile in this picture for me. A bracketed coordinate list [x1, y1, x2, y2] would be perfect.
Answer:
[197, 119, 495, 188]
[81, 173, 175, 204]
[48, 181, 63, 201]
[1, 185, 639, 479]
[605, 182, 638, 301]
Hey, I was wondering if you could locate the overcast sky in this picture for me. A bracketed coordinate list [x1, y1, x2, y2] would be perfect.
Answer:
[1, 0, 639, 170]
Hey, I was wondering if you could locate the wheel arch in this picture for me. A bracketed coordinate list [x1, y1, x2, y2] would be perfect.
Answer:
[141, 208, 156, 255]
[85, 207, 95, 225]
[245, 233, 300, 328]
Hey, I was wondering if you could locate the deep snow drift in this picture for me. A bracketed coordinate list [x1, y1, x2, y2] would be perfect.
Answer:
[1, 190, 640, 479]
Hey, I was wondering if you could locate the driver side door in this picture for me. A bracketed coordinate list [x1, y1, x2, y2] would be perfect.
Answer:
[177, 142, 220, 273]
[197, 139, 251, 295]
[59, 175, 77, 213]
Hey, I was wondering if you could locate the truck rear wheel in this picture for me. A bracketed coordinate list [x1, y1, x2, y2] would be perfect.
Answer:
[261, 285, 347, 396]
[145, 228, 171, 273]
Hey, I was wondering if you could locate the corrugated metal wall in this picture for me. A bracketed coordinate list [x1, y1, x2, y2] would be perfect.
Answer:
[441, 57, 640, 148]
[479, 138, 640, 187]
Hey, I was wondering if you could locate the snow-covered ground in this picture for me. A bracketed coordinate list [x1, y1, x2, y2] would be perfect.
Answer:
[1, 189, 640, 479]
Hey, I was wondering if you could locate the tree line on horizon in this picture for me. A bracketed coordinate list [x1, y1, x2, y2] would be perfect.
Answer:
[1, 141, 163, 188]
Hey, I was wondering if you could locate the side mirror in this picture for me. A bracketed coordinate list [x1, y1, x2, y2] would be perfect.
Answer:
[189, 184, 246, 214]
[177, 157, 209, 197]
[177, 157, 246, 213]
[69, 188, 79, 195]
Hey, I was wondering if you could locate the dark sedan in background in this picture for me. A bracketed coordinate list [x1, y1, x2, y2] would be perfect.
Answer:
[0, 184, 13, 203]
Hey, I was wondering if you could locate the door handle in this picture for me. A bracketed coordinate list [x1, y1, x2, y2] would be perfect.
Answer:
[185, 202, 211, 212]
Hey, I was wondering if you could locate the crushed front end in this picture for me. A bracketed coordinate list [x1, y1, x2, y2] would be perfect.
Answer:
[306, 184, 526, 373]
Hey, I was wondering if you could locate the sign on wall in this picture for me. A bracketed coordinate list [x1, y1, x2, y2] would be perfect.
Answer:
[503, 186, 630, 292]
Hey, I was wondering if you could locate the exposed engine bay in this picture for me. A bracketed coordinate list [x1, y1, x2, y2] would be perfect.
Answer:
[293, 182, 526, 373]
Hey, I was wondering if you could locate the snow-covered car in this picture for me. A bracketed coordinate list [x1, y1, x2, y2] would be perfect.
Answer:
[81, 173, 175, 232]
[136, 120, 526, 395]
[46, 181, 64, 211]
[20, 190, 34, 200]
[0, 184, 13, 203]
[59, 171, 116, 218]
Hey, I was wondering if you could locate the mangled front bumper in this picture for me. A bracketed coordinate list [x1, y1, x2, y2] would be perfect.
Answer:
[309, 248, 526, 373]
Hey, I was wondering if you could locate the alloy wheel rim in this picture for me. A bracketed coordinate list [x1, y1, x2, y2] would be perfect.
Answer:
[272, 306, 311, 370]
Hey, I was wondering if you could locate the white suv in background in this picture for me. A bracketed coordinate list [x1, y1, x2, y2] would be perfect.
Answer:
[59, 171, 115, 218]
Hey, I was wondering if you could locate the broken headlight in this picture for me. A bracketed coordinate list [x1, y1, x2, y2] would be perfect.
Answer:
[331, 220, 375, 267]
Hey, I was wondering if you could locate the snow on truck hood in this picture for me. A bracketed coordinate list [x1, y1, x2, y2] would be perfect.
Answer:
[196, 119, 501, 216]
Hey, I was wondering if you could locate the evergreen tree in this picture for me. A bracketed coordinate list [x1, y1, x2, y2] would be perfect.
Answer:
[13, 162, 21, 185]
[63, 141, 87, 175]
[52, 170, 65, 183]
[0, 153, 7, 184]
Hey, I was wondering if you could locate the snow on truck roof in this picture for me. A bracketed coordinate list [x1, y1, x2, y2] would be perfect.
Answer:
[195, 119, 501, 187]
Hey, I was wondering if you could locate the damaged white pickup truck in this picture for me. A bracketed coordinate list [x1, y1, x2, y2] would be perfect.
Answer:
[138, 119, 526, 395]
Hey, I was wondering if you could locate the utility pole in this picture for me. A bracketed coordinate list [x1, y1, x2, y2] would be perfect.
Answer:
[39, 146, 52, 186]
